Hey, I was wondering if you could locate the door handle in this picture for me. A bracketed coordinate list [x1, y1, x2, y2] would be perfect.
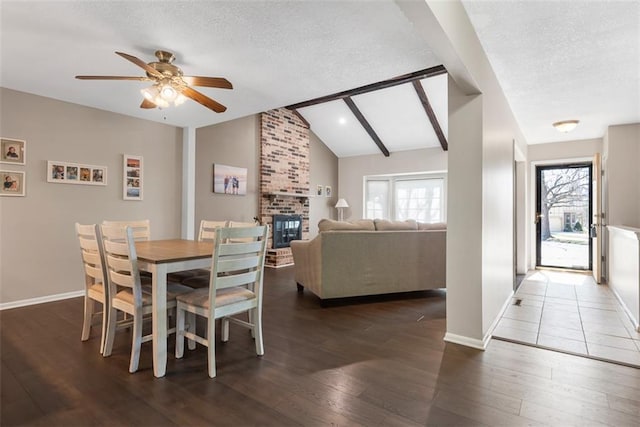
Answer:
[535, 213, 544, 224]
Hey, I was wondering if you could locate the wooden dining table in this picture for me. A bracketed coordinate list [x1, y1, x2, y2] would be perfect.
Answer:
[135, 239, 213, 377]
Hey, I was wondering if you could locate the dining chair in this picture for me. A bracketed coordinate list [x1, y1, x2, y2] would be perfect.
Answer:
[101, 219, 153, 284]
[228, 220, 259, 242]
[101, 219, 151, 241]
[100, 224, 194, 373]
[199, 219, 229, 241]
[228, 219, 261, 329]
[180, 220, 229, 288]
[228, 220, 258, 228]
[175, 225, 268, 378]
[76, 223, 109, 355]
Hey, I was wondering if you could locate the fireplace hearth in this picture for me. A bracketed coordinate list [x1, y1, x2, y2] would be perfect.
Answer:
[272, 214, 302, 248]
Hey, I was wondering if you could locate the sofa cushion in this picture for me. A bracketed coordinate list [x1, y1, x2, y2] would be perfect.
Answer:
[374, 219, 418, 231]
[318, 219, 375, 232]
[417, 222, 447, 230]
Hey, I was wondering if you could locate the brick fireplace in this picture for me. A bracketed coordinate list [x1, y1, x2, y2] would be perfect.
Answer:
[259, 108, 310, 267]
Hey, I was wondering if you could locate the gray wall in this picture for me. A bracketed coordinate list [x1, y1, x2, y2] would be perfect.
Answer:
[194, 115, 261, 230]
[309, 130, 338, 237]
[0, 96, 340, 306]
[604, 124, 640, 229]
[194, 115, 339, 239]
[338, 147, 448, 220]
[528, 138, 603, 162]
[446, 82, 484, 343]
[404, 1, 521, 347]
[0, 88, 183, 305]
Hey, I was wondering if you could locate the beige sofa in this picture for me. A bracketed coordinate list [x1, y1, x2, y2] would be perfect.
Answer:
[290, 219, 446, 301]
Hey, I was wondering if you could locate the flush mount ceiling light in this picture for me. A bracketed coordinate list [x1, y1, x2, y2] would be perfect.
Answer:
[553, 120, 580, 133]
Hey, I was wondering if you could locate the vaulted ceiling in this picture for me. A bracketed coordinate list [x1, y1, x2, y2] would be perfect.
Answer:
[1, 1, 638, 158]
[290, 67, 449, 157]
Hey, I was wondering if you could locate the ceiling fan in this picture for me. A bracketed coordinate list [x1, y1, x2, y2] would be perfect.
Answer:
[76, 50, 232, 113]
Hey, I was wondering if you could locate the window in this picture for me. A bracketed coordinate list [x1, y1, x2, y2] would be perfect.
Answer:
[365, 180, 389, 219]
[364, 173, 446, 223]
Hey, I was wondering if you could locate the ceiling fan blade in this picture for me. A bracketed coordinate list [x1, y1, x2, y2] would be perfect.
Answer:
[76, 75, 151, 81]
[140, 99, 156, 109]
[115, 51, 164, 79]
[182, 76, 233, 89]
[182, 86, 227, 113]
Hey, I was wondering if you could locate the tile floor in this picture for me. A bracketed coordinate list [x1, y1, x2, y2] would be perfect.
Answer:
[492, 269, 640, 368]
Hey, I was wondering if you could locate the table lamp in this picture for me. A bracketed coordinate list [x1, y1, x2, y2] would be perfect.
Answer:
[335, 198, 349, 221]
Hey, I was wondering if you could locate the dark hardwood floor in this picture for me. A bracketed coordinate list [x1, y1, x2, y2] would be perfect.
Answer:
[2, 266, 639, 426]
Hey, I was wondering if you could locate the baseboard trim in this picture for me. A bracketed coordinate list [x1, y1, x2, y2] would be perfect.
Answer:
[609, 286, 640, 332]
[443, 290, 514, 351]
[485, 289, 515, 339]
[443, 332, 487, 350]
[0, 290, 84, 311]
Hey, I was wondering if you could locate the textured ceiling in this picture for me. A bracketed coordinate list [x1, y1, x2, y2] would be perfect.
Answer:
[1, 0, 638, 155]
[462, 0, 640, 144]
[0, 0, 440, 131]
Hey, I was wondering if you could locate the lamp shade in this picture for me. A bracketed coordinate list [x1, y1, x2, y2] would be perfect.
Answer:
[335, 198, 349, 208]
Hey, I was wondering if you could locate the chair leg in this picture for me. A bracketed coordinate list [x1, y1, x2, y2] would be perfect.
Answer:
[103, 306, 118, 357]
[254, 307, 264, 356]
[129, 311, 143, 373]
[81, 297, 93, 342]
[99, 301, 108, 355]
[187, 312, 196, 351]
[207, 316, 216, 378]
[248, 310, 255, 338]
[175, 305, 186, 359]
[221, 317, 230, 342]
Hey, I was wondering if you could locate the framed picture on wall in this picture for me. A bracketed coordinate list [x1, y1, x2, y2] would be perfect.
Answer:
[213, 163, 247, 195]
[47, 161, 107, 186]
[1, 170, 25, 196]
[325, 186, 332, 197]
[1, 138, 26, 165]
[123, 154, 143, 200]
[317, 185, 323, 196]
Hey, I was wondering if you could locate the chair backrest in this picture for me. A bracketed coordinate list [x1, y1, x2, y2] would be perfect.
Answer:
[100, 224, 144, 306]
[101, 219, 150, 241]
[228, 220, 259, 243]
[209, 226, 268, 303]
[198, 220, 228, 242]
[228, 220, 257, 228]
[75, 223, 107, 291]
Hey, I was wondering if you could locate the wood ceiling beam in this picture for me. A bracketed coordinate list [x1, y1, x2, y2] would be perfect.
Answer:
[285, 65, 447, 110]
[344, 97, 390, 157]
[412, 80, 448, 151]
[291, 110, 310, 128]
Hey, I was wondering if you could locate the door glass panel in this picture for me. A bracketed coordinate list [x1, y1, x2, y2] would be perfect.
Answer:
[538, 165, 591, 270]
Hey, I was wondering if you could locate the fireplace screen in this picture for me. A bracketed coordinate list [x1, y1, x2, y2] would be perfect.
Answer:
[273, 215, 302, 248]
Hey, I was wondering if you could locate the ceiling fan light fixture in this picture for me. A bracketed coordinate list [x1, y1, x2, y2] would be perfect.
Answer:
[78, 50, 231, 113]
[154, 97, 170, 108]
[159, 84, 178, 102]
[553, 120, 579, 133]
[141, 85, 159, 101]
[174, 93, 187, 106]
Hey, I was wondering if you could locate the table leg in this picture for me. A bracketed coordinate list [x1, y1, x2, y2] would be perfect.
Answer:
[152, 263, 168, 377]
